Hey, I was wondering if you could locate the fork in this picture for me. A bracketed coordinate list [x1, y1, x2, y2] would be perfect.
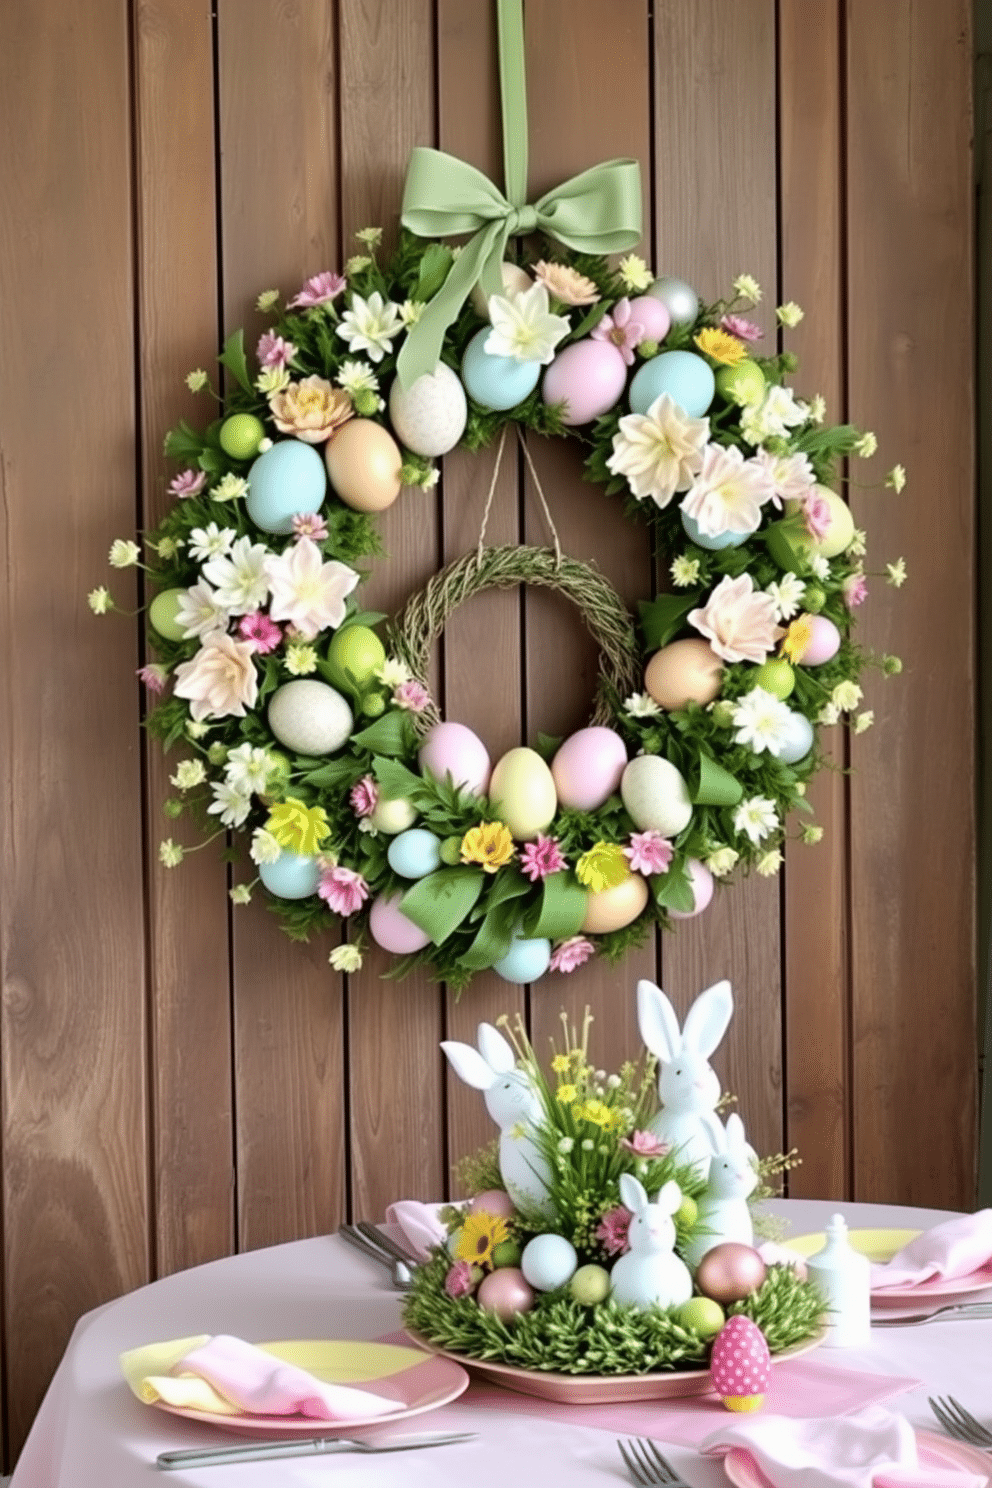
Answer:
[617, 1437, 692, 1486]
[872, 1301, 992, 1327]
[338, 1225, 413, 1289]
[928, 1396, 992, 1450]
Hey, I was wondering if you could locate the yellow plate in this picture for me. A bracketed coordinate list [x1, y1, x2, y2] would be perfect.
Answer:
[783, 1228, 920, 1262]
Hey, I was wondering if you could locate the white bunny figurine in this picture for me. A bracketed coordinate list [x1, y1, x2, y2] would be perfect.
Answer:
[637, 978, 734, 1183]
[440, 1023, 554, 1218]
[608, 1174, 693, 1310]
[682, 1113, 758, 1271]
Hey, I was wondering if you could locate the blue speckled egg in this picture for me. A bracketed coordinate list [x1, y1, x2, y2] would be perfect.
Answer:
[629, 351, 715, 419]
[777, 711, 815, 764]
[246, 439, 327, 534]
[493, 934, 552, 985]
[681, 511, 749, 551]
[258, 850, 322, 900]
[461, 328, 542, 412]
[387, 828, 443, 880]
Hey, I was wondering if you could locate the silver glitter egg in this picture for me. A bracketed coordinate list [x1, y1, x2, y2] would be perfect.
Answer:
[648, 275, 699, 326]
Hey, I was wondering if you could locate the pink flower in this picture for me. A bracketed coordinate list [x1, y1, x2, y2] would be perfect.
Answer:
[288, 271, 347, 309]
[620, 1130, 672, 1158]
[550, 936, 595, 974]
[317, 865, 370, 917]
[393, 679, 431, 712]
[624, 830, 673, 876]
[265, 537, 360, 638]
[590, 297, 645, 367]
[519, 834, 567, 882]
[169, 468, 207, 499]
[689, 572, 784, 664]
[172, 632, 259, 722]
[843, 573, 868, 609]
[137, 663, 168, 694]
[350, 775, 378, 817]
[595, 1205, 632, 1256]
[238, 612, 282, 653]
[291, 512, 329, 542]
[801, 490, 832, 539]
[256, 331, 298, 369]
[720, 314, 764, 342]
[444, 1261, 477, 1299]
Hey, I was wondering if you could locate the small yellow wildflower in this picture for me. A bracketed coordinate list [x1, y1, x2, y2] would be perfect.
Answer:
[776, 302, 805, 328]
[886, 558, 907, 588]
[256, 289, 280, 312]
[346, 254, 372, 276]
[854, 431, 877, 458]
[575, 1098, 612, 1127]
[551, 1054, 571, 1074]
[886, 464, 907, 493]
[807, 394, 827, 424]
[170, 759, 207, 791]
[285, 643, 318, 676]
[694, 327, 746, 366]
[618, 254, 653, 292]
[706, 846, 739, 878]
[329, 943, 363, 973]
[87, 586, 113, 615]
[670, 555, 701, 587]
[460, 821, 516, 874]
[109, 539, 141, 568]
[831, 681, 862, 712]
[265, 797, 331, 855]
[355, 225, 383, 248]
[211, 473, 249, 502]
[732, 273, 762, 303]
[256, 366, 291, 396]
[229, 884, 252, 905]
[780, 614, 813, 664]
[159, 838, 184, 867]
[575, 842, 629, 893]
[854, 710, 874, 734]
[153, 536, 182, 560]
[185, 369, 208, 392]
[802, 824, 824, 845]
[455, 1211, 510, 1269]
[556, 1083, 577, 1104]
[757, 849, 784, 877]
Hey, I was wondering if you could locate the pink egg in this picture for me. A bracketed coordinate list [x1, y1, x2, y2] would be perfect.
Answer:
[368, 892, 431, 954]
[799, 614, 841, 665]
[469, 1189, 517, 1219]
[551, 727, 628, 811]
[542, 340, 628, 425]
[710, 1314, 771, 1409]
[626, 295, 671, 343]
[476, 1266, 535, 1320]
[668, 858, 714, 920]
[418, 722, 491, 795]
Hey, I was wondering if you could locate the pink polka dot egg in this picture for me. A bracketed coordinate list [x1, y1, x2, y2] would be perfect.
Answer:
[709, 1314, 771, 1412]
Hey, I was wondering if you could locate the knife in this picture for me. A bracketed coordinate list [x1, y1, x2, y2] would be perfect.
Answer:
[157, 1429, 476, 1469]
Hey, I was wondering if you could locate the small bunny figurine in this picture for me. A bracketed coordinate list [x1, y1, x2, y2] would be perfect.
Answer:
[682, 1113, 758, 1271]
[637, 978, 734, 1182]
[441, 1023, 554, 1218]
[609, 1174, 693, 1310]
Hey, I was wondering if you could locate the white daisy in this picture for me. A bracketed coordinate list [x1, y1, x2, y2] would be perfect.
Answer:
[188, 523, 237, 562]
[225, 743, 276, 796]
[335, 291, 405, 362]
[176, 578, 231, 639]
[624, 692, 662, 718]
[739, 385, 809, 446]
[202, 535, 271, 615]
[207, 780, 252, 828]
[766, 572, 806, 622]
[730, 687, 794, 756]
[733, 796, 779, 845]
[250, 828, 282, 865]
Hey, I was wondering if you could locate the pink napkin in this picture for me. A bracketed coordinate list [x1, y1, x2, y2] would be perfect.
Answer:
[870, 1210, 992, 1289]
[175, 1335, 403, 1420]
[701, 1405, 986, 1487]
[385, 1200, 455, 1261]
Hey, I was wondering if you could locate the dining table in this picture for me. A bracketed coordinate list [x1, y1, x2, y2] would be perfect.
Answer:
[10, 1196, 992, 1487]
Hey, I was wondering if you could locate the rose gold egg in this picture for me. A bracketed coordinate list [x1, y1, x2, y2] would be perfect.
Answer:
[476, 1266, 535, 1320]
[469, 1189, 517, 1219]
[695, 1243, 767, 1304]
[325, 419, 403, 512]
[645, 639, 724, 710]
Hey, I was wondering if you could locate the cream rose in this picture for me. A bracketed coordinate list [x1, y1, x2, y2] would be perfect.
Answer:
[267, 375, 353, 444]
[172, 632, 259, 721]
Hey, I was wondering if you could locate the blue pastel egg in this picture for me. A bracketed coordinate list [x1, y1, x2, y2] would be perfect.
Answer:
[777, 711, 815, 765]
[258, 850, 322, 900]
[629, 351, 715, 419]
[461, 328, 542, 411]
[681, 511, 749, 551]
[493, 933, 552, 985]
[246, 439, 327, 534]
[387, 828, 442, 880]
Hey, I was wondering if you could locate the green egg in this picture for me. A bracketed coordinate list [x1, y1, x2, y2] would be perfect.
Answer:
[219, 413, 266, 460]
[491, 1239, 522, 1269]
[569, 1264, 611, 1306]
[148, 588, 188, 641]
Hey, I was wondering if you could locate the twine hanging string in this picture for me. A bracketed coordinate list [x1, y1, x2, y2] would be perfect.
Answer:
[474, 426, 562, 568]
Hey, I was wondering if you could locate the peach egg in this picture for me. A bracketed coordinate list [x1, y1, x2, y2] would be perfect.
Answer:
[325, 419, 403, 512]
[645, 639, 724, 710]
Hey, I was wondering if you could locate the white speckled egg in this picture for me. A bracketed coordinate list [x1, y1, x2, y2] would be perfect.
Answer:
[551, 727, 627, 811]
[418, 722, 491, 795]
[581, 873, 649, 933]
[521, 1233, 578, 1292]
[268, 680, 353, 755]
[489, 748, 557, 840]
[388, 363, 467, 457]
[621, 755, 693, 835]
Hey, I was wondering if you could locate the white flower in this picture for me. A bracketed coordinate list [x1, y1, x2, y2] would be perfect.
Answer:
[886, 558, 907, 588]
[886, 464, 907, 493]
[831, 681, 863, 712]
[211, 473, 249, 502]
[335, 291, 405, 362]
[854, 710, 874, 734]
[375, 657, 411, 688]
[618, 255, 653, 291]
[186, 720, 210, 739]
[750, 448, 816, 509]
[335, 360, 379, 395]
[329, 943, 363, 973]
[757, 849, 784, 877]
[766, 572, 806, 621]
[225, 743, 276, 796]
[680, 443, 773, 537]
[624, 692, 662, 718]
[188, 523, 237, 562]
[732, 273, 762, 303]
[256, 289, 279, 312]
[399, 299, 423, 326]
[802, 824, 824, 845]
[848, 528, 867, 558]
[159, 838, 185, 867]
[607, 393, 709, 508]
[170, 759, 207, 791]
[256, 366, 290, 396]
[706, 846, 739, 878]
[810, 554, 831, 580]
[207, 780, 252, 828]
[739, 385, 809, 446]
[250, 828, 282, 865]
[109, 539, 141, 567]
[733, 795, 779, 845]
[854, 431, 877, 458]
[88, 586, 113, 614]
[202, 535, 271, 615]
[265, 536, 359, 638]
[229, 884, 253, 905]
[485, 282, 570, 364]
[807, 394, 827, 424]
[285, 642, 318, 675]
[689, 572, 783, 664]
[776, 301, 804, 328]
[176, 578, 231, 639]
[670, 555, 701, 587]
[420, 465, 440, 489]
[817, 702, 841, 726]
[730, 687, 795, 756]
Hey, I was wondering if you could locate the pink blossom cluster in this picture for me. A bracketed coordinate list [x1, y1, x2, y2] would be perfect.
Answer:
[288, 271, 347, 309]
[519, 834, 567, 882]
[317, 865, 369, 917]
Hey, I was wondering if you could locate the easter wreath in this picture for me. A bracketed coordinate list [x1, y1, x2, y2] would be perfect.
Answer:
[91, 0, 904, 992]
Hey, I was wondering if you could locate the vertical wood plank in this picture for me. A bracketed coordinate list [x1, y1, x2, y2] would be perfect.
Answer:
[0, 0, 150, 1458]
[846, 0, 976, 1206]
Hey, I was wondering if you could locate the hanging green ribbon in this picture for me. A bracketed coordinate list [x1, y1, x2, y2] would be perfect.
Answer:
[395, 0, 642, 387]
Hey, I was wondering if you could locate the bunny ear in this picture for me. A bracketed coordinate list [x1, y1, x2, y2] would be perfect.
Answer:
[657, 1179, 683, 1216]
[619, 1172, 648, 1215]
[636, 980, 682, 1061]
[440, 1040, 497, 1091]
[724, 1112, 747, 1150]
[476, 1023, 516, 1074]
[681, 979, 733, 1058]
[707, 1117, 729, 1155]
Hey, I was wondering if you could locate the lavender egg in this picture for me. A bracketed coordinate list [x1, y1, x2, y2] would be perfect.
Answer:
[626, 294, 671, 343]
[799, 614, 841, 666]
[669, 858, 715, 920]
[476, 1267, 535, 1320]
[542, 339, 627, 425]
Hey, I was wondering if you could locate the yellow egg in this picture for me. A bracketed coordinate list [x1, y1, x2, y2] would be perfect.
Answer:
[325, 419, 403, 512]
[489, 747, 557, 841]
[369, 796, 418, 834]
[785, 486, 855, 559]
[581, 873, 649, 933]
[645, 639, 724, 710]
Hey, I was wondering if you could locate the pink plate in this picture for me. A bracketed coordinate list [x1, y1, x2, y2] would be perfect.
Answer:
[871, 1263, 992, 1306]
[722, 1428, 990, 1486]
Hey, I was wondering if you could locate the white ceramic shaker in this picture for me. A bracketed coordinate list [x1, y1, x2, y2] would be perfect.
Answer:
[805, 1212, 871, 1347]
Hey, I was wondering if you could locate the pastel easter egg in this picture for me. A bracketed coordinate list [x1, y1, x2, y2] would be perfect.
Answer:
[645, 639, 724, 710]
[580, 873, 649, 933]
[489, 748, 557, 840]
[698, 1244, 768, 1305]
[418, 722, 491, 795]
[541, 339, 627, 425]
[677, 1296, 726, 1339]
[521, 1234, 578, 1292]
[324, 625, 387, 696]
[325, 419, 403, 512]
[369, 796, 418, 834]
[387, 828, 442, 880]
[776, 711, 815, 765]
[629, 350, 715, 419]
[799, 614, 841, 666]
[476, 1267, 535, 1320]
[493, 934, 552, 985]
[469, 261, 532, 320]
[388, 362, 467, 457]
[247, 439, 327, 534]
[647, 276, 700, 326]
[668, 857, 715, 920]
[258, 850, 322, 901]
[621, 755, 693, 836]
[268, 680, 353, 755]
[810, 487, 855, 558]
[368, 891, 432, 954]
[469, 1189, 517, 1219]
[461, 327, 542, 411]
[752, 658, 795, 700]
[710, 1313, 771, 1412]
[148, 588, 189, 641]
[715, 359, 766, 408]
[626, 294, 671, 343]
[570, 1264, 612, 1306]
[680, 510, 749, 551]
[219, 412, 265, 460]
[551, 727, 628, 811]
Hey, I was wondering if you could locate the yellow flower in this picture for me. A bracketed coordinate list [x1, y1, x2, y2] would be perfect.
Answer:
[556, 1083, 577, 1104]
[256, 289, 280, 312]
[265, 797, 331, 855]
[694, 327, 746, 366]
[159, 838, 184, 867]
[575, 1098, 611, 1127]
[886, 558, 907, 588]
[802, 824, 824, 845]
[575, 842, 630, 893]
[455, 1211, 511, 1269]
[87, 586, 113, 615]
[551, 1054, 571, 1074]
[268, 376, 354, 445]
[618, 254, 653, 292]
[229, 884, 252, 905]
[706, 846, 739, 878]
[757, 849, 783, 877]
[460, 821, 516, 874]
[780, 614, 813, 664]
[776, 301, 805, 328]
[185, 369, 208, 391]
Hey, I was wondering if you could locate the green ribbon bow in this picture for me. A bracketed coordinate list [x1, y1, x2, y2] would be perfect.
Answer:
[395, 0, 642, 388]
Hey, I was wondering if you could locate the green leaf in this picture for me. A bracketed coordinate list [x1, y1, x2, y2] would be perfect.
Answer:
[653, 863, 697, 914]
[416, 244, 454, 301]
[399, 867, 485, 945]
[638, 592, 700, 650]
[163, 420, 206, 460]
[526, 872, 588, 939]
[534, 732, 563, 763]
[351, 711, 414, 757]
[568, 300, 610, 341]
[218, 328, 251, 392]
[373, 756, 425, 801]
[302, 758, 364, 789]
[457, 897, 522, 971]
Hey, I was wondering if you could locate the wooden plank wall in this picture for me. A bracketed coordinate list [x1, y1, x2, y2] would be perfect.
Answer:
[0, 0, 975, 1466]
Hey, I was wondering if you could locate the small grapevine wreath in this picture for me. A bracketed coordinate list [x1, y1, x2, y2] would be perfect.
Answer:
[91, 1, 905, 994]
